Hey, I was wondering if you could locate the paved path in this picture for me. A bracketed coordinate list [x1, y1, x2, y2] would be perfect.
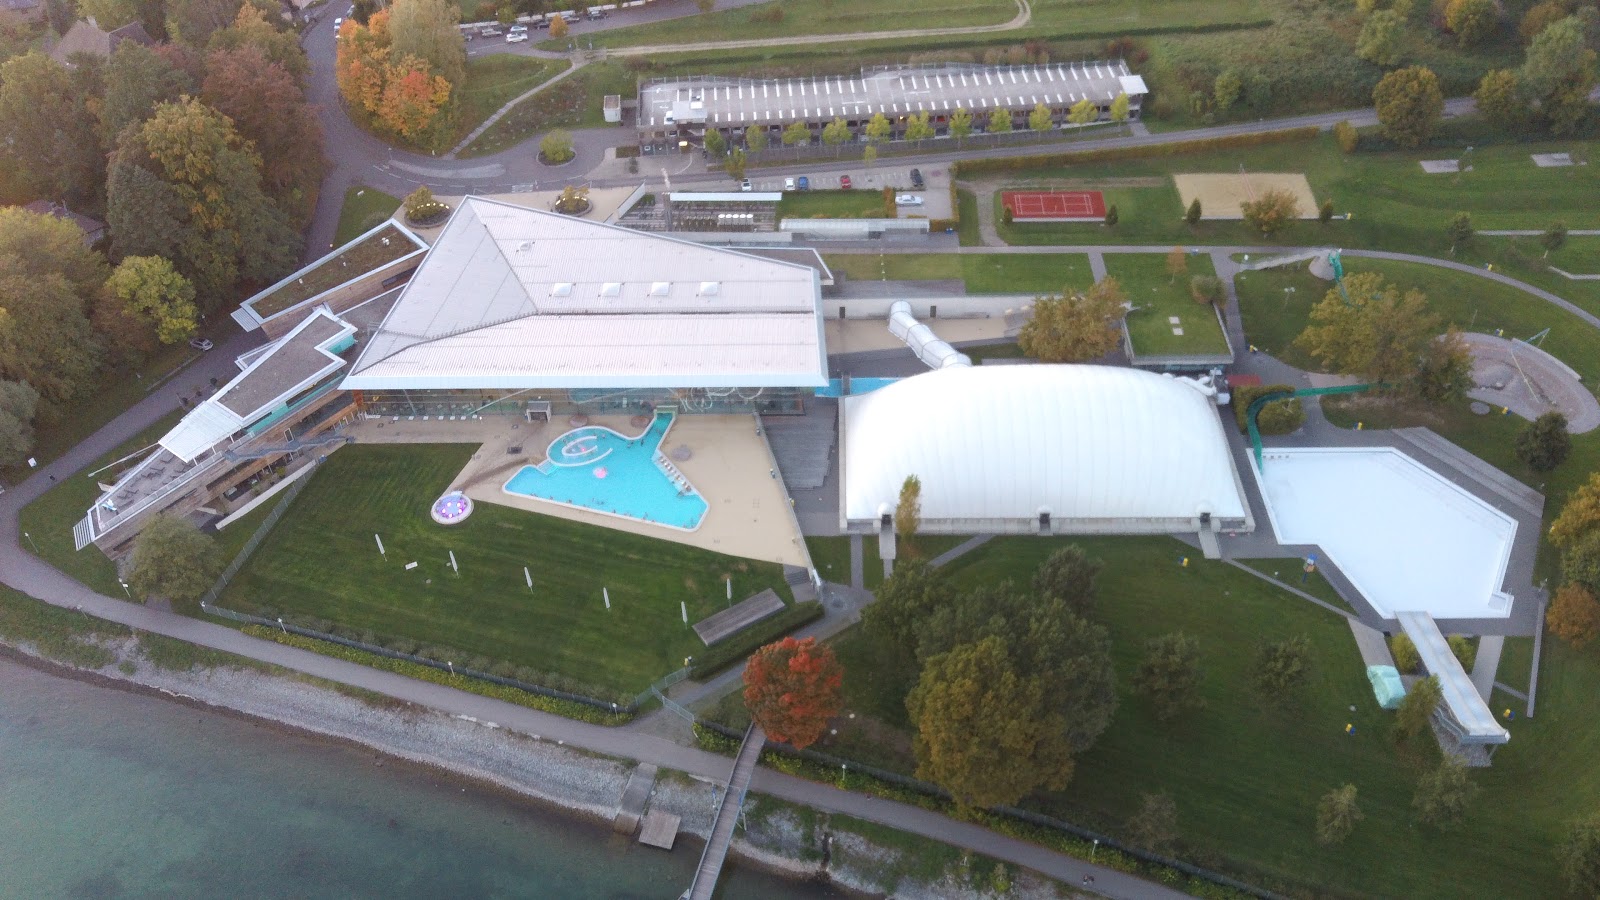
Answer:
[446, 57, 588, 158]
[607, 0, 1031, 56]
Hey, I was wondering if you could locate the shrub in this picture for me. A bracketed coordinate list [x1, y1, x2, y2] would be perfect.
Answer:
[1232, 384, 1304, 435]
[1390, 632, 1421, 673]
[540, 129, 575, 163]
[1189, 274, 1225, 306]
[403, 185, 449, 225]
[1447, 635, 1476, 672]
[689, 602, 825, 679]
[1334, 119, 1360, 154]
[1515, 411, 1571, 471]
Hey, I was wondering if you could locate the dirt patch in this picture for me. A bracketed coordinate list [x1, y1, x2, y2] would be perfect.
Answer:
[1173, 172, 1318, 220]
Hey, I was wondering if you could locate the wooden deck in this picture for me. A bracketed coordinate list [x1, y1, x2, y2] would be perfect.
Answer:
[692, 588, 785, 646]
[639, 810, 681, 850]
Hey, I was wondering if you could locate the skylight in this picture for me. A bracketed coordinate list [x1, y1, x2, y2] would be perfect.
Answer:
[649, 282, 671, 297]
[600, 282, 623, 297]
[550, 283, 574, 297]
[698, 282, 720, 296]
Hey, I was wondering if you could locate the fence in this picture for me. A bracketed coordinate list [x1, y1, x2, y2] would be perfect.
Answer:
[697, 719, 1286, 900]
[198, 457, 322, 608]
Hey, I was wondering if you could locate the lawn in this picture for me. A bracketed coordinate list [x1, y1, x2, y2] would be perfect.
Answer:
[955, 188, 980, 247]
[332, 186, 401, 247]
[18, 411, 187, 597]
[821, 252, 1090, 294]
[1232, 557, 1355, 615]
[992, 132, 1600, 252]
[778, 190, 893, 221]
[461, 61, 633, 158]
[805, 534, 973, 590]
[1106, 252, 1229, 357]
[815, 535, 1600, 899]
[451, 55, 570, 145]
[219, 444, 789, 699]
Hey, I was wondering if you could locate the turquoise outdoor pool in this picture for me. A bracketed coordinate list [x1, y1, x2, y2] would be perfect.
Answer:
[503, 412, 708, 531]
[814, 377, 899, 398]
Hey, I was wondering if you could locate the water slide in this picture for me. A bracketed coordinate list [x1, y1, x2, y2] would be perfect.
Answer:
[1394, 610, 1510, 748]
[887, 301, 972, 370]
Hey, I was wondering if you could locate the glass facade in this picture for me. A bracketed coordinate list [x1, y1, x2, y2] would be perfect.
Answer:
[354, 386, 811, 418]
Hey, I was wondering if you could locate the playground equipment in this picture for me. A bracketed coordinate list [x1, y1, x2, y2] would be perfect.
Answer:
[1246, 383, 1376, 469]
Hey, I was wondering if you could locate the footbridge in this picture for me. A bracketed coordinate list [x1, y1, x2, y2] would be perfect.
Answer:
[682, 722, 766, 900]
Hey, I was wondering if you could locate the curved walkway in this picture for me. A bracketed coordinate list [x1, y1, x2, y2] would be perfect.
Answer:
[606, 0, 1030, 56]
[446, 57, 588, 158]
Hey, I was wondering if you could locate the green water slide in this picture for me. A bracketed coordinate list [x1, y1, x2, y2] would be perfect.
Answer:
[1246, 384, 1377, 468]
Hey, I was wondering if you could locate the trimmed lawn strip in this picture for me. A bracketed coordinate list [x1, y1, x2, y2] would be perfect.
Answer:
[1496, 636, 1534, 696]
[956, 188, 980, 247]
[1107, 252, 1228, 356]
[826, 534, 1589, 899]
[779, 190, 892, 220]
[821, 252, 1091, 294]
[18, 411, 187, 597]
[220, 444, 789, 698]
[332, 186, 401, 247]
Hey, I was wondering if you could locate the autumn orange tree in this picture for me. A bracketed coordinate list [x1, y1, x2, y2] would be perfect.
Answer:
[1549, 584, 1600, 649]
[335, 0, 461, 144]
[742, 636, 844, 749]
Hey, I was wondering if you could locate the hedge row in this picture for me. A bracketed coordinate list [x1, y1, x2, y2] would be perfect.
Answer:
[949, 126, 1320, 177]
[689, 601, 825, 680]
[241, 625, 635, 725]
[691, 723, 1259, 899]
[1231, 383, 1306, 435]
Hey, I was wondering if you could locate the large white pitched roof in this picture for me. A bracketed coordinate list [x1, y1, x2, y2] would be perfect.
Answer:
[843, 365, 1249, 524]
[343, 198, 826, 390]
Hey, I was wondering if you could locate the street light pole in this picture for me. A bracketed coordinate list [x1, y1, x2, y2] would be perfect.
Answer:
[22, 531, 38, 554]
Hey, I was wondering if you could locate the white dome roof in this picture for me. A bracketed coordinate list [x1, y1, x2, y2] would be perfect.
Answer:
[842, 365, 1249, 525]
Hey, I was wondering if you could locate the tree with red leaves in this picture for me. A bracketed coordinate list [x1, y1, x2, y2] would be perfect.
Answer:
[742, 636, 844, 749]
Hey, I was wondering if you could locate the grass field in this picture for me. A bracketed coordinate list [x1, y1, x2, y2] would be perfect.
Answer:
[822, 252, 1089, 294]
[779, 190, 893, 220]
[451, 55, 569, 145]
[816, 535, 1600, 899]
[332, 186, 401, 247]
[461, 61, 633, 157]
[220, 444, 788, 698]
[1107, 252, 1228, 356]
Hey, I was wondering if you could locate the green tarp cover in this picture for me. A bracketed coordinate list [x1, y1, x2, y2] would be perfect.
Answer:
[1368, 665, 1406, 710]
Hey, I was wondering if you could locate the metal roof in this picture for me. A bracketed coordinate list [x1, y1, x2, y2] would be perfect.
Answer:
[343, 198, 827, 390]
[639, 62, 1142, 129]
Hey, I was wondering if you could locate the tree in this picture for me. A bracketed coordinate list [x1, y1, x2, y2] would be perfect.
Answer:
[948, 107, 973, 143]
[863, 560, 953, 667]
[1295, 272, 1447, 388]
[1316, 785, 1363, 846]
[1213, 70, 1242, 111]
[1109, 92, 1130, 125]
[1251, 635, 1311, 705]
[1522, 0, 1569, 44]
[1516, 411, 1572, 471]
[1133, 632, 1205, 721]
[1390, 632, 1420, 673]
[907, 636, 1076, 809]
[0, 380, 39, 467]
[1373, 66, 1444, 148]
[1334, 119, 1361, 154]
[1392, 674, 1441, 743]
[862, 144, 877, 166]
[1448, 635, 1476, 671]
[1474, 69, 1526, 134]
[1357, 9, 1405, 66]
[547, 12, 567, 37]
[703, 128, 726, 156]
[864, 111, 892, 143]
[101, 42, 195, 143]
[377, 59, 453, 139]
[725, 147, 747, 180]
[403, 184, 448, 221]
[207, 4, 311, 86]
[1166, 246, 1188, 283]
[1018, 277, 1128, 363]
[0, 208, 108, 408]
[1447, 212, 1474, 253]
[1319, 200, 1335, 224]
[1031, 544, 1102, 616]
[1067, 97, 1097, 125]
[1412, 327, 1474, 402]
[126, 513, 222, 603]
[904, 111, 935, 142]
[1552, 473, 1600, 548]
[819, 117, 850, 152]
[202, 44, 327, 227]
[0, 52, 106, 208]
[1445, 0, 1498, 47]
[1128, 793, 1180, 854]
[745, 125, 767, 153]
[1189, 274, 1225, 306]
[1542, 221, 1569, 257]
[1185, 198, 1202, 225]
[1520, 16, 1596, 114]
[355, 0, 378, 23]
[166, 0, 265, 48]
[986, 106, 1013, 134]
[540, 129, 574, 162]
[1560, 814, 1600, 896]
[1240, 188, 1301, 237]
[1028, 101, 1053, 133]
[1548, 583, 1600, 648]
[742, 636, 843, 750]
[1103, 204, 1119, 227]
[1413, 759, 1480, 829]
[388, 0, 466, 88]
[106, 256, 200, 345]
[781, 120, 810, 146]
[1563, 531, 1600, 592]
[895, 474, 921, 551]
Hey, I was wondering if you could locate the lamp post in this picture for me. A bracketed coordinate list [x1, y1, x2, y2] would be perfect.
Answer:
[22, 531, 38, 553]
[118, 580, 132, 599]
[1091, 838, 1099, 862]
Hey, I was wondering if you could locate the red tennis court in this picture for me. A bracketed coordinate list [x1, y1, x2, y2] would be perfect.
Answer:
[1002, 190, 1107, 221]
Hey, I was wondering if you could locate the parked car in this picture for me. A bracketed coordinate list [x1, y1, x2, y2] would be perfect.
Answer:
[508, 23, 528, 33]
[740, 178, 753, 192]
[895, 194, 924, 206]
[479, 25, 504, 36]
[189, 337, 214, 352]
[797, 175, 810, 191]
[784, 177, 796, 191]
[534, 18, 548, 28]
[586, 8, 606, 19]
[909, 167, 925, 189]
[332, 16, 343, 31]
[506, 30, 527, 41]
[840, 175, 852, 189]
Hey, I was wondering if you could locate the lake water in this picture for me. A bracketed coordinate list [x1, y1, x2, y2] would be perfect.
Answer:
[0, 658, 841, 899]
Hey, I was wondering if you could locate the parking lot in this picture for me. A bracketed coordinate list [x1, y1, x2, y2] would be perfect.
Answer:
[738, 167, 953, 220]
